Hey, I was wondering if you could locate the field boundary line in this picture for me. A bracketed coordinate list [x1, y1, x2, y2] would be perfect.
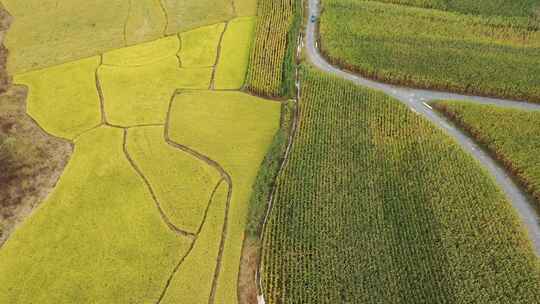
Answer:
[155, 177, 226, 303]
[122, 128, 196, 239]
[164, 89, 235, 304]
[157, 0, 169, 37]
[123, 0, 132, 46]
[209, 22, 229, 90]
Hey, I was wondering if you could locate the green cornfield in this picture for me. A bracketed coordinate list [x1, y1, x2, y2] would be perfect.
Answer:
[261, 65, 540, 303]
[373, 0, 540, 17]
[319, 0, 540, 102]
[245, 0, 302, 97]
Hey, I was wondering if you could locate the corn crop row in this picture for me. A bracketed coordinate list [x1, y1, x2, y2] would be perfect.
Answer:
[245, 0, 302, 97]
[261, 66, 540, 303]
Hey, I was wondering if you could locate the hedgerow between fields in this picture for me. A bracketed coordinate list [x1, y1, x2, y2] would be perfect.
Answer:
[261, 66, 540, 303]
[434, 101, 540, 207]
[319, 0, 540, 102]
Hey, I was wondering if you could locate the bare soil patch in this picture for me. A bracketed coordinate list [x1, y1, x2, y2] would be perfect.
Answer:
[0, 86, 72, 246]
[238, 237, 259, 304]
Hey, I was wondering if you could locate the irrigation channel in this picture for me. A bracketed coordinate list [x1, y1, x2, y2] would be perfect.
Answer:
[305, 0, 540, 253]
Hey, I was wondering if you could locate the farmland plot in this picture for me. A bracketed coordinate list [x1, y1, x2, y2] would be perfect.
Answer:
[167, 90, 281, 303]
[261, 66, 540, 303]
[3, 0, 257, 74]
[319, 0, 540, 102]
[0, 0, 280, 299]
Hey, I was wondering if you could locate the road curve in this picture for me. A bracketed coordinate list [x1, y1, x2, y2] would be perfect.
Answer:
[306, 0, 540, 253]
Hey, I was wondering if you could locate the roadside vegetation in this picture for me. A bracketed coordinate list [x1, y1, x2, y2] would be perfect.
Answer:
[434, 101, 540, 206]
[319, 0, 540, 102]
[261, 65, 540, 303]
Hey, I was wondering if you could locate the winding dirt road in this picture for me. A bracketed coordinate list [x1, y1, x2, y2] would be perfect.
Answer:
[306, 0, 540, 253]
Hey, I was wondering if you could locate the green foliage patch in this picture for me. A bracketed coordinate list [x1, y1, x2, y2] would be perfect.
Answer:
[262, 66, 540, 303]
[320, 0, 540, 102]
[246, 100, 295, 238]
[434, 101, 540, 206]
[372, 0, 540, 18]
[168, 90, 281, 303]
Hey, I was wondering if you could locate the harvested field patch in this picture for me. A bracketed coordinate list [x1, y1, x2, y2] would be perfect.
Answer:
[102, 35, 179, 66]
[214, 17, 256, 90]
[124, 0, 167, 45]
[234, 0, 258, 17]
